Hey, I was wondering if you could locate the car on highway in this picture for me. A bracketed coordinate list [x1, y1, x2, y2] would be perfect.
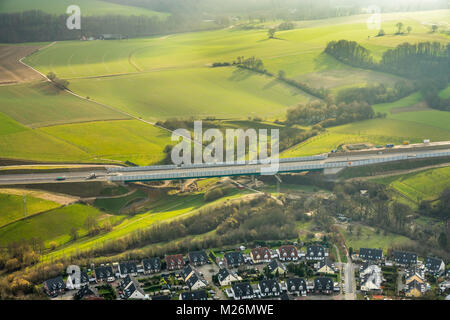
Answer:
[56, 176, 66, 181]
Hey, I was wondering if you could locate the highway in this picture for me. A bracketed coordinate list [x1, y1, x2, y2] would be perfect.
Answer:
[109, 147, 450, 182]
[0, 143, 448, 185]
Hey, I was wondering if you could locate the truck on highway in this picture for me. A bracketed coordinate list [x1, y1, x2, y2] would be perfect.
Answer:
[87, 173, 97, 180]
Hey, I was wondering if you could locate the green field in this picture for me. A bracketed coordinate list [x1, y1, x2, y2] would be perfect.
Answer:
[0, 192, 61, 227]
[0, 82, 128, 127]
[372, 166, 450, 203]
[0, 112, 91, 162]
[69, 67, 311, 120]
[0, 0, 168, 17]
[340, 224, 414, 253]
[40, 119, 173, 165]
[94, 189, 148, 214]
[0, 204, 105, 246]
[25, 13, 449, 123]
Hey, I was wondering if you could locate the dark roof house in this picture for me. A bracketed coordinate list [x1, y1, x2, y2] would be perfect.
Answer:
[118, 261, 138, 277]
[359, 248, 383, 261]
[232, 282, 254, 300]
[424, 257, 445, 275]
[306, 245, 326, 260]
[180, 290, 207, 301]
[188, 251, 209, 266]
[314, 277, 334, 294]
[224, 251, 245, 268]
[94, 266, 114, 282]
[393, 251, 417, 266]
[142, 257, 161, 273]
[286, 278, 307, 295]
[43, 276, 66, 296]
[258, 279, 281, 296]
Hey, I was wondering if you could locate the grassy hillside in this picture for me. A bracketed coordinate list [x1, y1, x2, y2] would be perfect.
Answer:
[0, 82, 129, 128]
[0, 204, 105, 246]
[40, 120, 173, 165]
[94, 189, 148, 214]
[43, 191, 246, 260]
[340, 224, 414, 253]
[0, 112, 91, 162]
[372, 166, 450, 203]
[0, 192, 60, 227]
[282, 118, 450, 157]
[0, 0, 168, 17]
[69, 67, 311, 120]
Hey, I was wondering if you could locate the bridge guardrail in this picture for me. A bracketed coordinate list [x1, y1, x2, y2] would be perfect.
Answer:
[109, 151, 450, 182]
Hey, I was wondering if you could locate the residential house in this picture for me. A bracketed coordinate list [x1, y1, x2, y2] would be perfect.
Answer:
[405, 279, 427, 297]
[250, 247, 271, 264]
[186, 273, 208, 291]
[43, 276, 66, 296]
[277, 245, 298, 262]
[306, 245, 327, 261]
[166, 254, 185, 271]
[188, 251, 209, 266]
[404, 266, 429, 297]
[179, 290, 207, 301]
[180, 265, 195, 281]
[424, 257, 445, 276]
[94, 266, 115, 283]
[118, 261, 138, 278]
[360, 264, 383, 293]
[66, 271, 89, 290]
[316, 258, 336, 274]
[258, 279, 281, 297]
[74, 285, 96, 300]
[118, 275, 147, 300]
[393, 251, 417, 266]
[314, 277, 334, 295]
[266, 260, 287, 276]
[217, 268, 240, 287]
[181, 265, 207, 290]
[359, 248, 383, 262]
[224, 251, 245, 268]
[286, 278, 307, 296]
[231, 282, 255, 300]
[405, 266, 426, 284]
[142, 257, 161, 275]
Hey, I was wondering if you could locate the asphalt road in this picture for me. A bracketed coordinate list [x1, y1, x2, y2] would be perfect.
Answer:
[0, 170, 108, 185]
[0, 145, 448, 185]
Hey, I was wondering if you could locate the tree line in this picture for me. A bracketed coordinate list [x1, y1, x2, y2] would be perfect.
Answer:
[0, 10, 221, 43]
[285, 99, 376, 127]
[324, 39, 450, 111]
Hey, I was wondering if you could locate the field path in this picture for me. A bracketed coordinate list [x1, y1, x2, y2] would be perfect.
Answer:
[18, 45, 197, 146]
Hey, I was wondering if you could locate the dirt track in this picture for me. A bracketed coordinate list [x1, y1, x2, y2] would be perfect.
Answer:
[0, 45, 44, 84]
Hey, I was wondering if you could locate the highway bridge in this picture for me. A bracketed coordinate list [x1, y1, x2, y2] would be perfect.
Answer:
[0, 142, 449, 185]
